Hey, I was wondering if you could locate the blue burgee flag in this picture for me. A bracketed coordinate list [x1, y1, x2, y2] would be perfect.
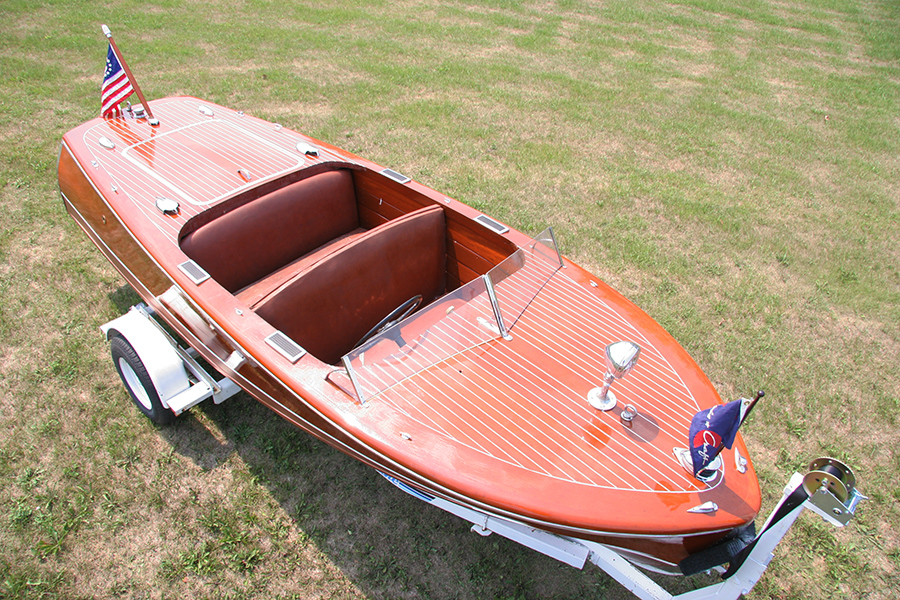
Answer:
[689, 399, 744, 477]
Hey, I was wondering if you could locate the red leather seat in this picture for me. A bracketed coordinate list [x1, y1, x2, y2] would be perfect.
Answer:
[255, 205, 446, 364]
[181, 170, 359, 292]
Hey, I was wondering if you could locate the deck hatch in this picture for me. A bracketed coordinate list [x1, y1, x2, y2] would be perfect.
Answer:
[118, 119, 304, 206]
[265, 331, 307, 363]
[178, 260, 210, 285]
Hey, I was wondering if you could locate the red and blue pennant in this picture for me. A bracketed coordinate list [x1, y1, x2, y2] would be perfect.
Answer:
[689, 399, 743, 477]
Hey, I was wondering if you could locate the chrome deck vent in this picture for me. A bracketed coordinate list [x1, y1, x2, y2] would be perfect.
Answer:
[265, 331, 307, 363]
[178, 260, 210, 285]
[381, 168, 411, 184]
[296, 141, 319, 156]
[475, 214, 509, 234]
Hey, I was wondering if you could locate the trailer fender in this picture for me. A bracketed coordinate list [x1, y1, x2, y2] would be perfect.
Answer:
[101, 308, 191, 408]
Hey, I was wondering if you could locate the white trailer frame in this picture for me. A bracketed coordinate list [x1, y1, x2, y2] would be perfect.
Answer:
[101, 304, 242, 415]
[383, 466, 865, 600]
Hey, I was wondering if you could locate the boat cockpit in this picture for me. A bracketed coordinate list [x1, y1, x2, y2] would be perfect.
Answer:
[178, 165, 521, 366]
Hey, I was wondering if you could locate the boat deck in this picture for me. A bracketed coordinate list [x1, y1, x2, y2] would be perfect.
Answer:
[78, 97, 347, 241]
[363, 262, 708, 494]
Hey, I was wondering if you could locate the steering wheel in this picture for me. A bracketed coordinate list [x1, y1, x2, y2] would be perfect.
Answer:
[355, 294, 423, 349]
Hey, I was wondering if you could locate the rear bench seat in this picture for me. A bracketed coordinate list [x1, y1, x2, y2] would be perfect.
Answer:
[181, 170, 361, 294]
[255, 205, 446, 364]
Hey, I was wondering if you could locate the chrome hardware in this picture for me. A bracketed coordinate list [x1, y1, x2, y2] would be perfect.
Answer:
[177, 260, 210, 285]
[265, 331, 306, 363]
[802, 457, 856, 501]
[482, 274, 513, 341]
[155, 197, 179, 215]
[687, 501, 718, 514]
[199, 105, 214, 117]
[342, 355, 367, 407]
[620, 403, 637, 422]
[381, 168, 411, 184]
[98, 136, 115, 149]
[802, 457, 866, 527]
[296, 141, 319, 156]
[695, 455, 722, 482]
[674, 447, 721, 482]
[735, 446, 747, 474]
[237, 168, 252, 182]
[475, 214, 509, 234]
[588, 341, 641, 411]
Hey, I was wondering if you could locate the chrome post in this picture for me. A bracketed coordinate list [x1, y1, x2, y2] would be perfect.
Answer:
[588, 341, 641, 411]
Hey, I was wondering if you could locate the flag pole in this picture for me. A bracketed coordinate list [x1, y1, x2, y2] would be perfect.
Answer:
[102, 25, 159, 126]
[739, 390, 764, 427]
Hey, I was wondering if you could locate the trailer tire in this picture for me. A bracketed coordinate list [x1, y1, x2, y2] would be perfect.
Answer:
[110, 334, 176, 425]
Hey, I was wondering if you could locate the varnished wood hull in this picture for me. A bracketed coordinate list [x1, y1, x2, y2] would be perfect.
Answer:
[59, 97, 761, 570]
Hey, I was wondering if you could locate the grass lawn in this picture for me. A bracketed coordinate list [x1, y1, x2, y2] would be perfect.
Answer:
[1, 0, 898, 598]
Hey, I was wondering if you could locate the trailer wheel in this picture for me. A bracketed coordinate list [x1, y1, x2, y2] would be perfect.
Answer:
[110, 334, 176, 425]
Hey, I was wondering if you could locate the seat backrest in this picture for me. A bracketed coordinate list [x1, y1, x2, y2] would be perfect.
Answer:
[255, 205, 446, 364]
[180, 170, 359, 292]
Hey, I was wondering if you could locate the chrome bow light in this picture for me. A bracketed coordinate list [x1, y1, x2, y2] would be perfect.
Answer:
[588, 341, 641, 411]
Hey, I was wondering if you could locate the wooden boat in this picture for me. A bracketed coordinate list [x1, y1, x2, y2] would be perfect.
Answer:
[58, 95, 863, 596]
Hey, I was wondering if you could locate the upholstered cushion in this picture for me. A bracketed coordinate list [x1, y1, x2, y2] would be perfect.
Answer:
[235, 227, 367, 308]
[255, 205, 446, 364]
[181, 170, 358, 292]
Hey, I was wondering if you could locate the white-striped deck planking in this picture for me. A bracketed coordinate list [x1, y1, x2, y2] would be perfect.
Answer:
[374, 262, 707, 493]
[79, 98, 709, 494]
[80, 98, 344, 242]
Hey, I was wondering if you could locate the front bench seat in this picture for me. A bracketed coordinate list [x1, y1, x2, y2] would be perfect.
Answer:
[254, 205, 446, 365]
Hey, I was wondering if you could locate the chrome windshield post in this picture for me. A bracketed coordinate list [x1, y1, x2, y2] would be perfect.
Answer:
[482, 273, 513, 341]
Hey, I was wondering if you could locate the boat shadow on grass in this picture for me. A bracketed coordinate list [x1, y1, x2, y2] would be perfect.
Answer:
[156, 395, 722, 600]
[155, 396, 593, 599]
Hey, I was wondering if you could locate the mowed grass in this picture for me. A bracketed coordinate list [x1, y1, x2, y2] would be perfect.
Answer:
[1, 0, 898, 598]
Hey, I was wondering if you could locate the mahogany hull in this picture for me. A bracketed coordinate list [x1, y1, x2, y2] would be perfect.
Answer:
[59, 97, 761, 570]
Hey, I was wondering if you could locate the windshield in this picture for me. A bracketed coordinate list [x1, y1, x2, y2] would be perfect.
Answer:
[341, 228, 563, 405]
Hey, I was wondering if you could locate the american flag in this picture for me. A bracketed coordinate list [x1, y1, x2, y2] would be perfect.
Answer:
[101, 44, 133, 117]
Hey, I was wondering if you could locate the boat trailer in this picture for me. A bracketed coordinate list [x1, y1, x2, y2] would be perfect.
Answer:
[383, 460, 864, 600]
[102, 304, 865, 599]
[100, 302, 243, 422]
